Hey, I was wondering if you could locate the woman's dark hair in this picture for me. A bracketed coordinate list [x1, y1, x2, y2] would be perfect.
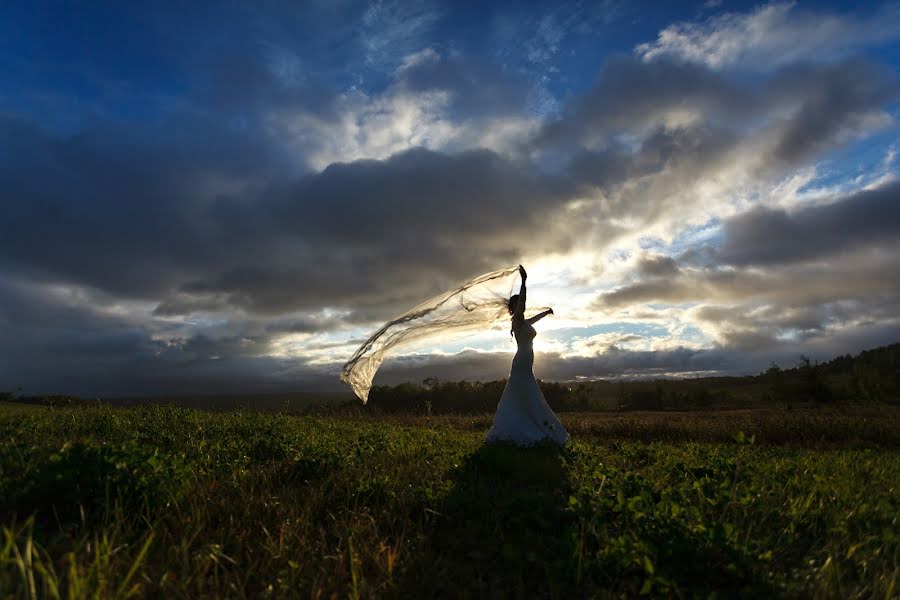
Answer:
[507, 294, 519, 315]
[508, 294, 520, 338]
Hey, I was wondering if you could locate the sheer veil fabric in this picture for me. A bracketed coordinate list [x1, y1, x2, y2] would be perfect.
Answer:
[341, 266, 539, 403]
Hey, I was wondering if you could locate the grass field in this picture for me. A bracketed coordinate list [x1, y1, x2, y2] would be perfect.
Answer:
[0, 401, 44, 414]
[1, 404, 898, 598]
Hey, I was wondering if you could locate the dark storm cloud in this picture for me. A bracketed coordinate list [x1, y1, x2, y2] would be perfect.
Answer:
[689, 299, 900, 355]
[565, 125, 738, 190]
[535, 56, 897, 181]
[636, 254, 680, 277]
[688, 301, 878, 351]
[182, 147, 578, 314]
[535, 56, 754, 151]
[0, 110, 285, 298]
[0, 109, 575, 317]
[767, 59, 899, 164]
[597, 248, 900, 309]
[152, 293, 234, 318]
[0, 277, 340, 397]
[274, 148, 570, 244]
[719, 180, 900, 266]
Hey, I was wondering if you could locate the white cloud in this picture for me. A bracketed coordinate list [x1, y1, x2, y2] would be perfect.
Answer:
[636, 2, 900, 70]
[271, 51, 541, 170]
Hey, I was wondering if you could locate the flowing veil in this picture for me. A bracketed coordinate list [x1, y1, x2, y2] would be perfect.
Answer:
[341, 266, 540, 402]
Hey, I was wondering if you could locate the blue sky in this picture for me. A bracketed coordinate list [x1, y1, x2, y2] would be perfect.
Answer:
[1, 1, 899, 395]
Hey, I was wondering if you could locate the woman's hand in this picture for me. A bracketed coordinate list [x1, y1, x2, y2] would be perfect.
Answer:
[518, 264, 527, 279]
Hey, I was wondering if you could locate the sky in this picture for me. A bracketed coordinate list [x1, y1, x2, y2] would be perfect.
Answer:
[1, 0, 899, 397]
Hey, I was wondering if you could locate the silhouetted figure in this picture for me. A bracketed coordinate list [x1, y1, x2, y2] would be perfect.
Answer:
[486, 265, 568, 445]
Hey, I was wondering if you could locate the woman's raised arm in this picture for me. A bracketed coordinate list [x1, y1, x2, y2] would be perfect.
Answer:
[515, 264, 527, 319]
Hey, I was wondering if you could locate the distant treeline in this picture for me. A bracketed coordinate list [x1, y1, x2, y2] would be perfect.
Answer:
[363, 342, 900, 414]
[4, 342, 898, 414]
[0, 393, 98, 408]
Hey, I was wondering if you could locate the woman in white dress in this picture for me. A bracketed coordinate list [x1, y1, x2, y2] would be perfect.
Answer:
[486, 265, 569, 446]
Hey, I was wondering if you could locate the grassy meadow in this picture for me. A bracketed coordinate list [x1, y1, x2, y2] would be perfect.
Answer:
[1, 403, 898, 598]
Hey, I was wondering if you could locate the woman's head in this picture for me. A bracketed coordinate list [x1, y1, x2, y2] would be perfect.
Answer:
[508, 294, 519, 315]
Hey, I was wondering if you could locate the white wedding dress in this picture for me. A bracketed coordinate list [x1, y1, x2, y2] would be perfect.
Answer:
[486, 321, 569, 445]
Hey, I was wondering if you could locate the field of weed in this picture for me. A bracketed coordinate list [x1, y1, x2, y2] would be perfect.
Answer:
[1, 404, 898, 598]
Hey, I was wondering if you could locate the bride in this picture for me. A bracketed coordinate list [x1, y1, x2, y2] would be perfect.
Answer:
[486, 265, 569, 446]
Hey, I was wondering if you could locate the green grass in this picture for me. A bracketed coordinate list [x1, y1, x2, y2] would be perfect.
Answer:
[1, 404, 898, 598]
[0, 401, 44, 414]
